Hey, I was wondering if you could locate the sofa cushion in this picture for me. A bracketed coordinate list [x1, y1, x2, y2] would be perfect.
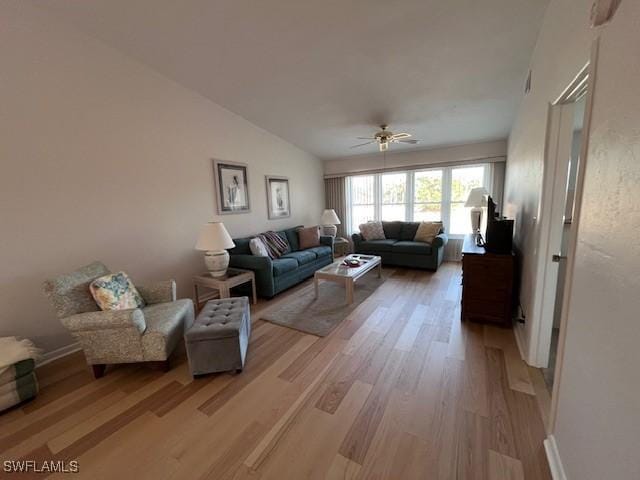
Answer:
[283, 226, 303, 251]
[382, 221, 403, 240]
[297, 226, 321, 250]
[359, 239, 397, 252]
[141, 299, 193, 358]
[281, 250, 316, 266]
[271, 258, 299, 276]
[399, 222, 420, 240]
[392, 241, 433, 255]
[228, 237, 251, 255]
[306, 246, 332, 258]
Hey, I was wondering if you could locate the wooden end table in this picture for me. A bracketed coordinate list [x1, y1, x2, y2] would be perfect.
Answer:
[333, 237, 351, 258]
[313, 254, 382, 304]
[193, 268, 257, 313]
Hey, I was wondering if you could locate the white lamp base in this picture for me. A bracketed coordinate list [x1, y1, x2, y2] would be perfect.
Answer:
[470, 207, 482, 234]
[322, 225, 337, 237]
[204, 250, 230, 277]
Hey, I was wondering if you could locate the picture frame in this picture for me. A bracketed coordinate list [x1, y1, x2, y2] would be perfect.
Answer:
[213, 160, 250, 215]
[265, 175, 291, 219]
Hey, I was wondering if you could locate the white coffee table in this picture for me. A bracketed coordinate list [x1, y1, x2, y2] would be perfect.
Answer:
[314, 254, 382, 304]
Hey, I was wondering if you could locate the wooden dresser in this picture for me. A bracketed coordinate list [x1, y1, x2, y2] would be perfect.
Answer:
[461, 234, 515, 327]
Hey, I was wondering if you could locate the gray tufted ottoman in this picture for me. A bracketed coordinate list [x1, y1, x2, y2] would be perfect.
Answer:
[185, 297, 251, 376]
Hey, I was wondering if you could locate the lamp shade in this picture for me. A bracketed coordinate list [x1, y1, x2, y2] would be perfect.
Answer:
[464, 187, 489, 208]
[195, 222, 235, 251]
[320, 209, 341, 225]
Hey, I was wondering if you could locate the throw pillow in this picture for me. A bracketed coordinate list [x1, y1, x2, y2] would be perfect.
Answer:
[90, 272, 146, 311]
[414, 221, 443, 243]
[359, 221, 385, 241]
[297, 225, 321, 250]
[249, 237, 269, 257]
[257, 231, 290, 259]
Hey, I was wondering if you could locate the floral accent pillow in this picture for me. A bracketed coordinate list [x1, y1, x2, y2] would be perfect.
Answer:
[359, 221, 386, 241]
[90, 272, 146, 311]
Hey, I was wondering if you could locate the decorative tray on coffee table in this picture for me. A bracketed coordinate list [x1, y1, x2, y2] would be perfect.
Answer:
[341, 254, 374, 268]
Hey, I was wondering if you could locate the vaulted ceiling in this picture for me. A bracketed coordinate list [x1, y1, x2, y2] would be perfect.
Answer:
[35, 0, 549, 159]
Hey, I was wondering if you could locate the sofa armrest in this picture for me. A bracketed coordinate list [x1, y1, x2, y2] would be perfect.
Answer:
[432, 233, 448, 248]
[229, 254, 275, 298]
[351, 233, 363, 248]
[319, 235, 335, 249]
[229, 254, 273, 273]
[61, 309, 146, 334]
[137, 280, 176, 305]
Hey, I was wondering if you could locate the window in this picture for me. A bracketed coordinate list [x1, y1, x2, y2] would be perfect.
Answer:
[349, 175, 375, 229]
[413, 170, 442, 222]
[449, 166, 485, 235]
[347, 164, 489, 237]
[381, 173, 408, 221]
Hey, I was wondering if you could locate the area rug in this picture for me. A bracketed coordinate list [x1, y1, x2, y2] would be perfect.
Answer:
[260, 274, 386, 337]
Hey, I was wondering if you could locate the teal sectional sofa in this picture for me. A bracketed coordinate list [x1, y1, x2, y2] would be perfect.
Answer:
[352, 221, 448, 271]
[228, 226, 334, 298]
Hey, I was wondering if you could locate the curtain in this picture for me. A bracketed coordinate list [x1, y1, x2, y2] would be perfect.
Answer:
[324, 176, 347, 238]
[490, 161, 506, 211]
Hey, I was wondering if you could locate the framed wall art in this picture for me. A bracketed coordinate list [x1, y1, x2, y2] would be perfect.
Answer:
[265, 175, 291, 219]
[213, 160, 250, 215]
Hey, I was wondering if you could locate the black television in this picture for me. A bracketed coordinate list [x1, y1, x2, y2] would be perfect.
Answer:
[484, 196, 514, 254]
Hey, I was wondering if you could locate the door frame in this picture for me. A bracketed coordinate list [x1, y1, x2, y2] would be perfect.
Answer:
[546, 38, 599, 432]
[535, 96, 578, 368]
[528, 59, 594, 369]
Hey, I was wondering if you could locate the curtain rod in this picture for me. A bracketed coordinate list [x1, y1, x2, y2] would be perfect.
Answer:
[323, 155, 506, 179]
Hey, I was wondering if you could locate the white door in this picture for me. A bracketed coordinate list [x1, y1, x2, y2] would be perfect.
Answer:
[534, 65, 591, 372]
[542, 95, 587, 390]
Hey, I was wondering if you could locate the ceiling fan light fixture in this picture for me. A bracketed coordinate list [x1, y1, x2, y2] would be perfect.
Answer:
[349, 124, 421, 151]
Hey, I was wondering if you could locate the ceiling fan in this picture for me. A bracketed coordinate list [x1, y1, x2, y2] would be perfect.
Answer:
[350, 125, 420, 152]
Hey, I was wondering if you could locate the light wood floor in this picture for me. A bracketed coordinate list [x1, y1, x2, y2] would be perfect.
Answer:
[0, 263, 551, 479]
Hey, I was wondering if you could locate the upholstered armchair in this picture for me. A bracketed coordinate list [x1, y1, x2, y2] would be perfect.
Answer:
[43, 261, 194, 378]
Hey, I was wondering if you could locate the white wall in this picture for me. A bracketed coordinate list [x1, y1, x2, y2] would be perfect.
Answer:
[0, 3, 324, 354]
[323, 140, 507, 176]
[553, 1, 640, 477]
[504, 0, 594, 363]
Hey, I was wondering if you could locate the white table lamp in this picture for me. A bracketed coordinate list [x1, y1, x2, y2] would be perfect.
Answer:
[464, 187, 489, 234]
[195, 222, 235, 277]
[320, 209, 341, 237]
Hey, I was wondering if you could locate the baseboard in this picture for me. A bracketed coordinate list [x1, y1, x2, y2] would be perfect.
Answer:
[513, 322, 528, 362]
[37, 342, 81, 367]
[544, 435, 567, 480]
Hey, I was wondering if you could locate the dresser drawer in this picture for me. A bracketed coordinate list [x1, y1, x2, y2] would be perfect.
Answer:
[463, 256, 513, 283]
[462, 299, 510, 322]
[462, 284, 510, 302]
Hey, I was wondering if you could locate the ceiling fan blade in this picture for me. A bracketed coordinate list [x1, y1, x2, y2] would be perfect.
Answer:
[356, 137, 375, 140]
[397, 139, 419, 144]
[379, 142, 389, 152]
[390, 132, 411, 140]
[349, 140, 376, 149]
